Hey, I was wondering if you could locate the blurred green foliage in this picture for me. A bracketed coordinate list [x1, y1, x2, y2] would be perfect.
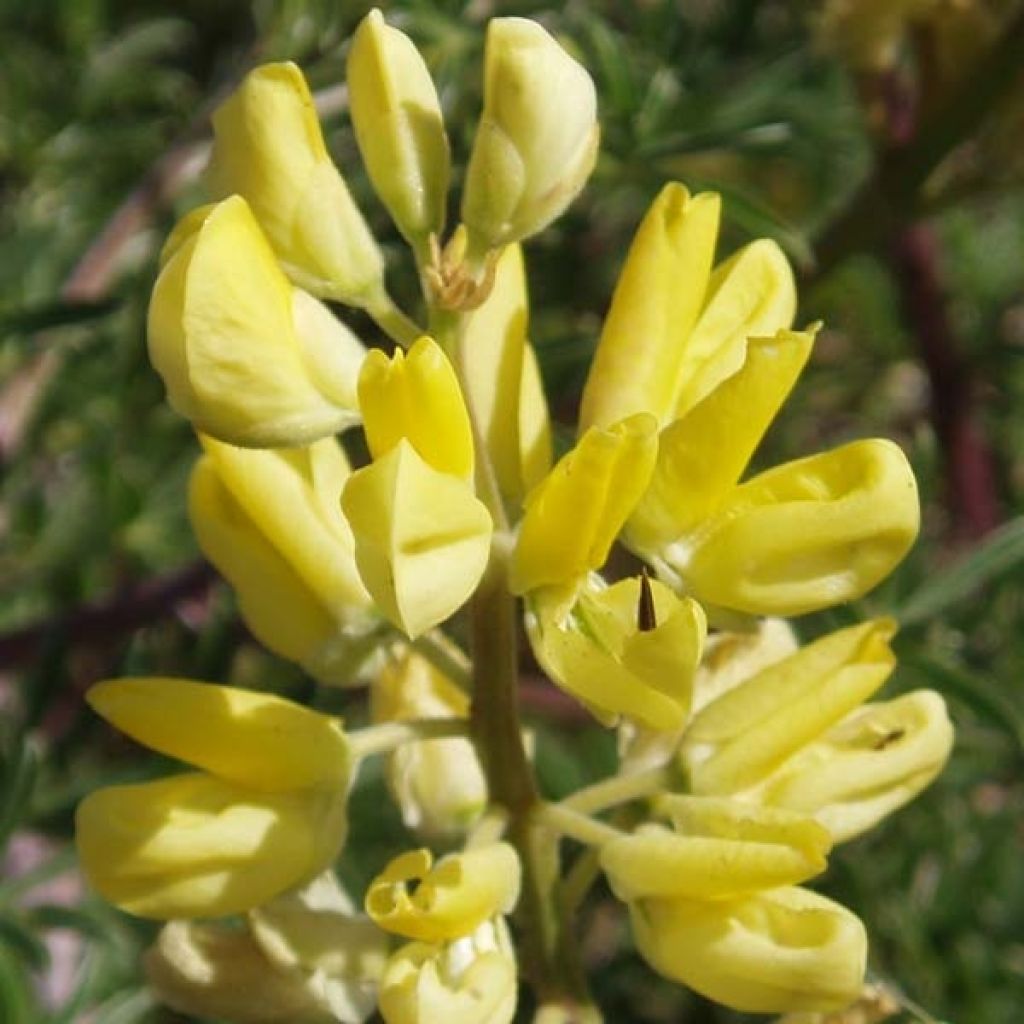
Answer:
[1, 1, 1023, 1021]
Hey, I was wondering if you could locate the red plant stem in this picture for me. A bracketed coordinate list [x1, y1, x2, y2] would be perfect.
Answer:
[891, 223, 1000, 539]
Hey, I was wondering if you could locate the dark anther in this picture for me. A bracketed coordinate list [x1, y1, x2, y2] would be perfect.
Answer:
[873, 728, 906, 750]
[637, 568, 658, 632]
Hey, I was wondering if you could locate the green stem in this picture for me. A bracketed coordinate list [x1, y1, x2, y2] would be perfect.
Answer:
[538, 803, 623, 847]
[347, 717, 468, 759]
[411, 630, 472, 693]
[560, 765, 673, 816]
[364, 289, 423, 348]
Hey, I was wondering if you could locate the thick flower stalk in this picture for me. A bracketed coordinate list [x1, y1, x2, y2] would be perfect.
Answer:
[78, 9, 961, 1024]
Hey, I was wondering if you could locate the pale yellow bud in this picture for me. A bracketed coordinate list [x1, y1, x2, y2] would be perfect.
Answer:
[681, 620, 897, 796]
[630, 886, 867, 1013]
[758, 690, 954, 842]
[209, 62, 385, 305]
[379, 918, 517, 1024]
[366, 844, 520, 943]
[189, 436, 379, 684]
[372, 649, 487, 838]
[148, 198, 366, 447]
[348, 9, 450, 243]
[462, 18, 598, 250]
[341, 440, 492, 638]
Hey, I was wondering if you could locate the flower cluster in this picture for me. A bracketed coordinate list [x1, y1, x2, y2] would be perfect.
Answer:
[76, 10, 955, 1024]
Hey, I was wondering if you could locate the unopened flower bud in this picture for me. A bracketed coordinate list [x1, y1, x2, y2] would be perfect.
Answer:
[148, 198, 366, 447]
[348, 9, 450, 243]
[461, 18, 598, 251]
[209, 62, 385, 305]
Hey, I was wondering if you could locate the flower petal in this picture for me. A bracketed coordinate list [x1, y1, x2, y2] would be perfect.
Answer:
[342, 440, 492, 638]
[87, 678, 349, 791]
[579, 184, 720, 430]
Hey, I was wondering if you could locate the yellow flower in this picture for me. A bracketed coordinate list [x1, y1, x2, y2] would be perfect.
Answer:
[76, 679, 350, 919]
[145, 874, 387, 1023]
[148, 197, 366, 447]
[577, 183, 918, 617]
[632, 436, 920, 618]
[462, 17, 598, 252]
[757, 690, 954, 842]
[618, 617, 799, 773]
[358, 336, 475, 481]
[372, 648, 487, 838]
[599, 796, 831, 902]
[347, 9, 450, 244]
[526, 574, 705, 730]
[458, 244, 553, 505]
[579, 183, 793, 431]
[510, 414, 658, 595]
[145, 920, 328, 1022]
[208, 62, 384, 305]
[189, 435, 379, 684]
[343, 337, 492, 638]
[630, 886, 867, 1014]
[680, 619, 897, 797]
[342, 441, 492, 639]
[365, 844, 520, 943]
[379, 918, 517, 1024]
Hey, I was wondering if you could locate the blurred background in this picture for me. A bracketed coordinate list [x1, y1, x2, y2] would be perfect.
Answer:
[1, 0, 1023, 1021]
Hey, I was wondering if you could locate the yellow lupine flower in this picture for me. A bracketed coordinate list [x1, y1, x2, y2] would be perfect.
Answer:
[461, 17, 598, 252]
[146, 874, 387, 1024]
[208, 62, 384, 305]
[638, 438, 921, 618]
[510, 414, 658, 595]
[626, 327, 815, 550]
[249, 872, 389, 1022]
[365, 844, 520, 943]
[623, 314, 919, 616]
[757, 690, 954, 842]
[629, 886, 867, 1013]
[525, 574, 705, 730]
[579, 183, 795, 431]
[372, 648, 487, 838]
[379, 918, 517, 1024]
[148, 197, 366, 447]
[347, 9, 450, 244]
[618, 617, 799, 774]
[341, 440, 492, 639]
[76, 679, 350, 919]
[680, 620, 897, 797]
[358, 336, 475, 481]
[458, 244, 553, 504]
[599, 797, 831, 902]
[189, 435, 379, 684]
[145, 920, 329, 1023]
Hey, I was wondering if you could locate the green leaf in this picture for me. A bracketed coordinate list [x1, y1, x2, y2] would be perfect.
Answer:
[0, 298, 119, 336]
[0, 945, 36, 1024]
[0, 736, 40, 853]
[899, 517, 1024, 627]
